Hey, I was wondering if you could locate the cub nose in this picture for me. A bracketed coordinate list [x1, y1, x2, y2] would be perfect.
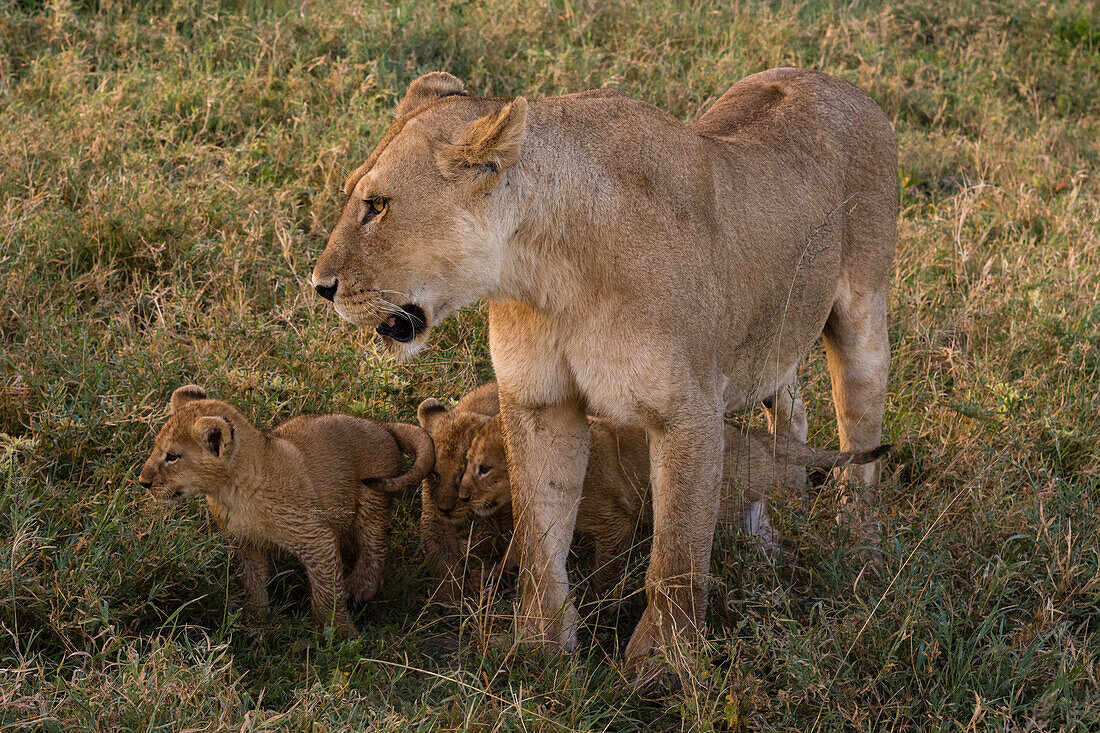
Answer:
[139, 478, 152, 489]
[314, 277, 338, 302]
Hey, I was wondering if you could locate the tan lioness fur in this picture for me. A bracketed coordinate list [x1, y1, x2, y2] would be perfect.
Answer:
[312, 67, 896, 680]
[138, 385, 435, 635]
[461, 416, 888, 594]
[415, 381, 503, 603]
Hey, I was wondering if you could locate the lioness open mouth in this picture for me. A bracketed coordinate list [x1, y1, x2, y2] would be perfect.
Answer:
[376, 303, 426, 343]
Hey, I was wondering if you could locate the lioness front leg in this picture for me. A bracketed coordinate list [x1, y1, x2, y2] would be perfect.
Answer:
[502, 398, 590, 652]
[298, 530, 356, 637]
[624, 408, 723, 686]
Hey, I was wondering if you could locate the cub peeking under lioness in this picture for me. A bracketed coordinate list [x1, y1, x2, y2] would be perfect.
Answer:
[415, 381, 504, 604]
[138, 385, 434, 635]
[460, 415, 889, 595]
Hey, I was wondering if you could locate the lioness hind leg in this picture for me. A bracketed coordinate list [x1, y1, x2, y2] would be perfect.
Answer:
[764, 370, 809, 491]
[822, 283, 890, 539]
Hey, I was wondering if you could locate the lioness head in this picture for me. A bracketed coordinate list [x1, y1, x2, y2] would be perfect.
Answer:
[416, 396, 493, 520]
[459, 415, 512, 519]
[312, 72, 528, 360]
[138, 385, 243, 502]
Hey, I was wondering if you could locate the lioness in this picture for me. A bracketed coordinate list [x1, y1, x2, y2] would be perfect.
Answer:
[461, 415, 888, 594]
[415, 381, 503, 603]
[312, 67, 896, 681]
[138, 385, 435, 634]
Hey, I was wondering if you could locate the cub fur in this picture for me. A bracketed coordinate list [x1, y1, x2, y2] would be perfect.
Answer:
[462, 415, 889, 593]
[138, 385, 434, 634]
[415, 381, 503, 603]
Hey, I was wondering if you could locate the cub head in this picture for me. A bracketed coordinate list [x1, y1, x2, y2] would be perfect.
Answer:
[459, 415, 512, 519]
[312, 71, 529, 360]
[417, 396, 493, 521]
[138, 385, 244, 502]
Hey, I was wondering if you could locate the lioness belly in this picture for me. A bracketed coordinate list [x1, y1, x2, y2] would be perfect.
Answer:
[718, 208, 843, 411]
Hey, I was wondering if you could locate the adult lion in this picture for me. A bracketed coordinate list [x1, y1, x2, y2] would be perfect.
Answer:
[312, 68, 896, 683]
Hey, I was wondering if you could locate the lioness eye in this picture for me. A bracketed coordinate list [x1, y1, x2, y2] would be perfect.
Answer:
[477, 464, 490, 476]
[361, 197, 387, 224]
[165, 452, 180, 463]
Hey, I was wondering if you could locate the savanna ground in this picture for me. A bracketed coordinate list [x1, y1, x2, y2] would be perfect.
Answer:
[1, 0, 1098, 730]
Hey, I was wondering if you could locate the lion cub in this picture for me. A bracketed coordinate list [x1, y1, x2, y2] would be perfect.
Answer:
[462, 416, 888, 593]
[138, 385, 435, 635]
[415, 381, 504, 604]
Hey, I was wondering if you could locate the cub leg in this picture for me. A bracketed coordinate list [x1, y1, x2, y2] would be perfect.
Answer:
[504, 399, 590, 652]
[588, 519, 634, 598]
[298, 530, 356, 637]
[624, 406, 723, 686]
[743, 501, 778, 554]
[235, 545, 271, 619]
[822, 283, 890, 538]
[347, 490, 393, 604]
[421, 501, 467, 605]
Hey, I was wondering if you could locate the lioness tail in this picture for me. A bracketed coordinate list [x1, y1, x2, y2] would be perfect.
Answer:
[779, 440, 891, 470]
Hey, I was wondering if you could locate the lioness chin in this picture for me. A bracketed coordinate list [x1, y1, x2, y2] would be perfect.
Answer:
[313, 67, 896, 685]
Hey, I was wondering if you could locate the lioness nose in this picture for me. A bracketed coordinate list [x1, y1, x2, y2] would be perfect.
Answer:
[314, 277, 338, 301]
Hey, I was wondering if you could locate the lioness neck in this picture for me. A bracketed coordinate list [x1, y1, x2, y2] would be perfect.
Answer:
[491, 102, 633, 312]
[491, 97, 714, 316]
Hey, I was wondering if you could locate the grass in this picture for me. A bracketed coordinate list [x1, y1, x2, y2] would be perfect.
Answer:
[1, 0, 1098, 729]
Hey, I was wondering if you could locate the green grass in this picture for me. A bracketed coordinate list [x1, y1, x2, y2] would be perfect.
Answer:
[1, 0, 1098, 729]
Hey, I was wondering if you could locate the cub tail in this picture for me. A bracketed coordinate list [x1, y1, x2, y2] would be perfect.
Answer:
[363, 423, 436, 493]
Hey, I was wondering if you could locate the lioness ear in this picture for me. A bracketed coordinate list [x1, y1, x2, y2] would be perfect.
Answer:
[395, 71, 466, 118]
[193, 416, 233, 459]
[417, 398, 448, 432]
[436, 97, 528, 185]
[170, 385, 207, 414]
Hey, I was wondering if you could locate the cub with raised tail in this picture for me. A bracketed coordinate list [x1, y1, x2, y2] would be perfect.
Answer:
[138, 385, 434, 635]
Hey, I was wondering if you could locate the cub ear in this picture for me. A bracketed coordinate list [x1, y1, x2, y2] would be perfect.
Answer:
[417, 398, 448, 432]
[395, 71, 466, 118]
[192, 416, 233, 459]
[170, 385, 207, 413]
[435, 97, 528, 186]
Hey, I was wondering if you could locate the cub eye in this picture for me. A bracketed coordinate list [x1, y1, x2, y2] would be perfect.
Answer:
[165, 452, 180, 463]
[428, 470, 440, 484]
[477, 464, 490, 476]
[361, 197, 387, 225]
